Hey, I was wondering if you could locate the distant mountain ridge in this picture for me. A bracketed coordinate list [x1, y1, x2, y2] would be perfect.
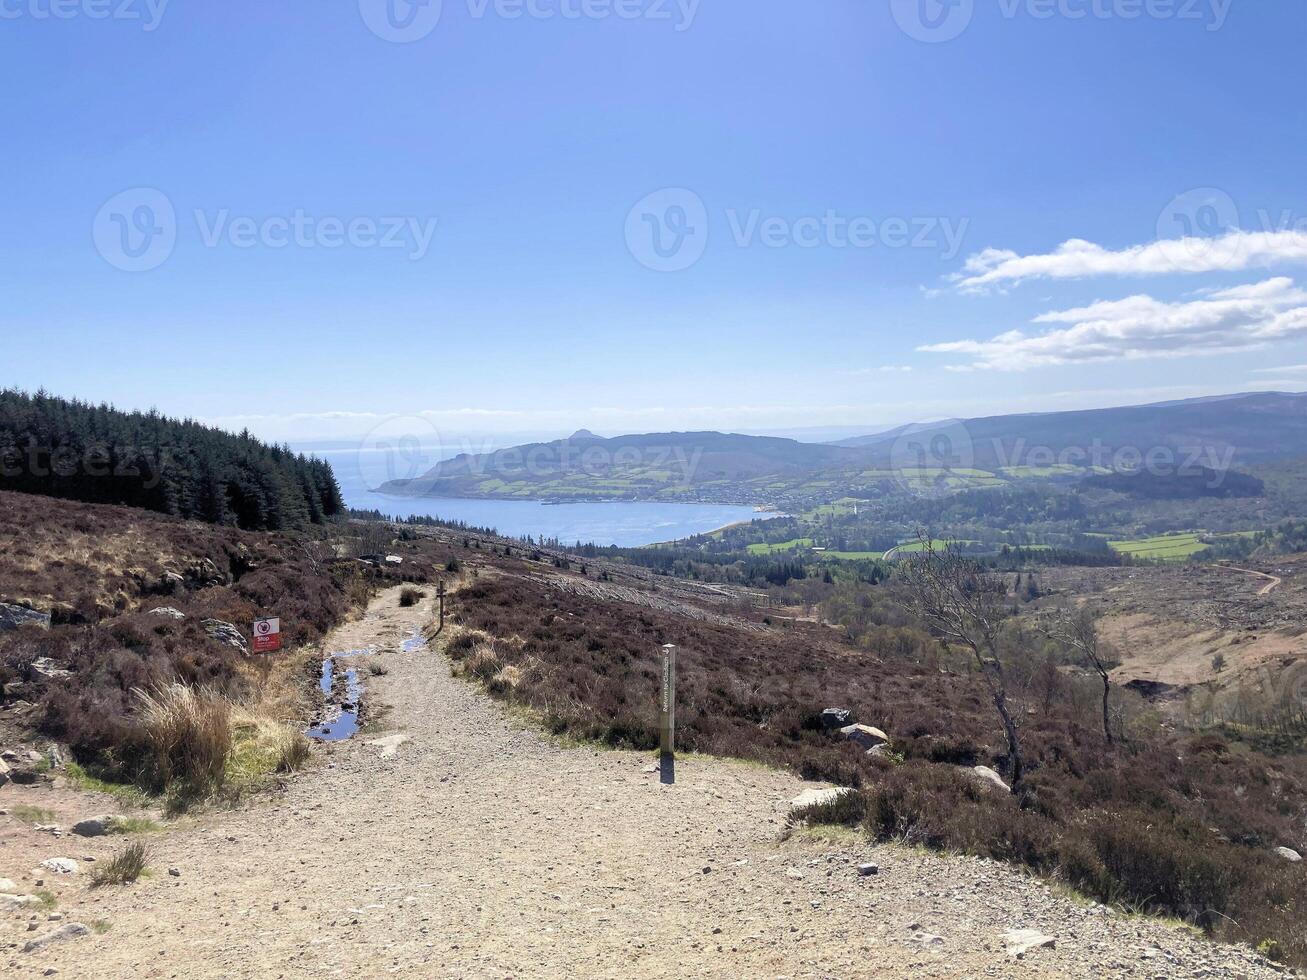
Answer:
[377, 391, 1307, 505]
[834, 391, 1307, 469]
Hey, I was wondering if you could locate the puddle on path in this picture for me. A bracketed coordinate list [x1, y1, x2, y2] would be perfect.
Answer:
[306, 647, 369, 742]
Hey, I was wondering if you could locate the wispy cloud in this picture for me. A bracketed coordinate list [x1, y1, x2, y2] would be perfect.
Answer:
[919, 278, 1307, 371]
[953, 231, 1307, 292]
[842, 365, 914, 376]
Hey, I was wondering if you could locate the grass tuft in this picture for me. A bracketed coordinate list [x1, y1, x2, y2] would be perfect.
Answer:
[91, 841, 148, 887]
[134, 683, 231, 797]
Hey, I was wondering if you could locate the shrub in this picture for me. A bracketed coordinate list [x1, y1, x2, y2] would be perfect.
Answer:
[91, 842, 148, 886]
[399, 587, 424, 608]
[133, 683, 231, 795]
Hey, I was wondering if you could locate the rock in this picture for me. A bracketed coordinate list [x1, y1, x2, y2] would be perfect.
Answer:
[366, 734, 409, 758]
[385, 555, 404, 564]
[34, 825, 62, 835]
[0, 893, 41, 908]
[30, 657, 71, 679]
[1004, 929, 1056, 958]
[39, 858, 79, 875]
[790, 787, 852, 810]
[838, 724, 890, 752]
[1276, 846, 1302, 863]
[72, 815, 121, 837]
[819, 708, 852, 730]
[22, 922, 90, 953]
[147, 607, 186, 620]
[0, 756, 9, 787]
[202, 619, 250, 656]
[857, 863, 879, 876]
[0, 877, 18, 892]
[969, 766, 1011, 793]
[0, 602, 52, 632]
[168, 867, 181, 877]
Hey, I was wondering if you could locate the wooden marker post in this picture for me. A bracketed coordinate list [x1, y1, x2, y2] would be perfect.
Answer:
[436, 581, 447, 633]
[660, 644, 677, 760]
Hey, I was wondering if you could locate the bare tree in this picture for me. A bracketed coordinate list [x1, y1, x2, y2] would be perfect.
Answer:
[1043, 606, 1117, 745]
[898, 538, 1024, 794]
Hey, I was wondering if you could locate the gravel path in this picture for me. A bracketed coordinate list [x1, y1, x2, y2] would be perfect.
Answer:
[3, 587, 1291, 978]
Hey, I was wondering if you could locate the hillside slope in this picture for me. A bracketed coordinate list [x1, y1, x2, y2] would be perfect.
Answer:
[4, 585, 1285, 980]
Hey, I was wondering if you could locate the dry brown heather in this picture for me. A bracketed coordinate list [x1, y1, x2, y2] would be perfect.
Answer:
[448, 561, 1307, 969]
[0, 491, 456, 786]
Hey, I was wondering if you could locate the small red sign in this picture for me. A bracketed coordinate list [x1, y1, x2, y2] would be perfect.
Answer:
[252, 617, 282, 653]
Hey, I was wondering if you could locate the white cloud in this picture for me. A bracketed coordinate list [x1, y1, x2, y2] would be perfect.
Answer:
[919, 278, 1307, 371]
[1252, 363, 1307, 374]
[954, 231, 1307, 292]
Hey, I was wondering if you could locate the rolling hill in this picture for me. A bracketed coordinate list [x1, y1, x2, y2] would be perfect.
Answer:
[378, 429, 858, 502]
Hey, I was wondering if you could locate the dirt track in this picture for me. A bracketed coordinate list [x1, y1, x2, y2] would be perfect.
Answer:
[2, 587, 1289, 979]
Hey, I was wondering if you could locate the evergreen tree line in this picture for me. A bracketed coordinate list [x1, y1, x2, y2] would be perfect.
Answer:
[0, 389, 343, 531]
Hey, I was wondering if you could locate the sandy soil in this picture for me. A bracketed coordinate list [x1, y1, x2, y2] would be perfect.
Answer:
[1, 587, 1289, 979]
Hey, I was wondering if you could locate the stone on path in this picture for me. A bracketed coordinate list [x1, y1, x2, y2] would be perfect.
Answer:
[38, 858, 79, 875]
[23, 922, 90, 953]
[72, 815, 121, 837]
[1004, 928, 1056, 958]
[1276, 846, 1302, 862]
[366, 734, 411, 758]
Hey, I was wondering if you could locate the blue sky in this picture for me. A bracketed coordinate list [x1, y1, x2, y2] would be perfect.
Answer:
[4, 0, 1307, 445]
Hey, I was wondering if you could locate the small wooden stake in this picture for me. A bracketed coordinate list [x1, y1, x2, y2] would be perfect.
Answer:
[437, 581, 447, 633]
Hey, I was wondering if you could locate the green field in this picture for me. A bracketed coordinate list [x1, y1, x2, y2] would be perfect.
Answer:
[746, 538, 813, 555]
[1108, 532, 1209, 561]
[820, 550, 884, 560]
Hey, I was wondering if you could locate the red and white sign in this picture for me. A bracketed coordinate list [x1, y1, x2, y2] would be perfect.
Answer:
[252, 617, 282, 653]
